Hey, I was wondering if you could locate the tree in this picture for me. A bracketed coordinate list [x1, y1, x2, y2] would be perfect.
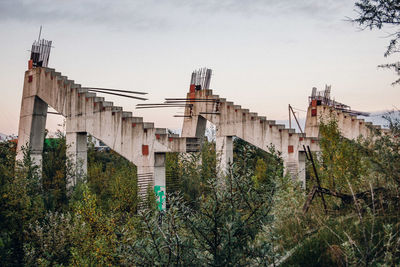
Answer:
[42, 131, 72, 212]
[352, 0, 400, 84]
[0, 146, 44, 266]
[123, 164, 277, 266]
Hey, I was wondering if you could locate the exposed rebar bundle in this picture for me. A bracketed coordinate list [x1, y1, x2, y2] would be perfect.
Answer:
[190, 68, 212, 90]
[30, 39, 52, 67]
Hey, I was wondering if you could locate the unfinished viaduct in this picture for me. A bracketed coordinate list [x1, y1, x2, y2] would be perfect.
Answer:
[16, 42, 385, 210]
[16, 66, 203, 209]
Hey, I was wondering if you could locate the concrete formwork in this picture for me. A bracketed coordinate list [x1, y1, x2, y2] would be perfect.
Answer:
[16, 67, 193, 209]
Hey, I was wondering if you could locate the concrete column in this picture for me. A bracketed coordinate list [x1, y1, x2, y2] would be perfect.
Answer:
[136, 153, 166, 211]
[216, 135, 233, 174]
[137, 165, 154, 204]
[182, 114, 206, 139]
[298, 151, 306, 189]
[154, 152, 166, 211]
[304, 105, 319, 138]
[66, 132, 87, 188]
[283, 151, 306, 188]
[283, 158, 293, 177]
[16, 95, 48, 168]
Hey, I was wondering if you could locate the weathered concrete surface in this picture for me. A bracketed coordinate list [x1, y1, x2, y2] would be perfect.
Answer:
[154, 153, 166, 210]
[216, 135, 233, 174]
[66, 131, 87, 188]
[182, 89, 320, 186]
[16, 71, 48, 167]
[304, 104, 388, 140]
[182, 86, 388, 187]
[16, 67, 192, 207]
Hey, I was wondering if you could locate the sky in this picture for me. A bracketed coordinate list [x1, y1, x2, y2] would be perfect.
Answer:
[0, 0, 399, 135]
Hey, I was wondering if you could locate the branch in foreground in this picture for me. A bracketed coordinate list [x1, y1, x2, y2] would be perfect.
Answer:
[303, 185, 388, 213]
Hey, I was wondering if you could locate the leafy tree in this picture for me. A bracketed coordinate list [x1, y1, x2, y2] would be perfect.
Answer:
[120, 197, 196, 266]
[166, 152, 180, 194]
[234, 138, 283, 181]
[279, 116, 400, 265]
[352, 0, 400, 84]
[69, 183, 118, 266]
[180, 166, 275, 266]
[317, 118, 367, 194]
[124, 163, 277, 266]
[178, 139, 216, 207]
[87, 139, 139, 213]
[24, 212, 74, 266]
[363, 113, 400, 189]
[0, 146, 44, 266]
[42, 131, 72, 212]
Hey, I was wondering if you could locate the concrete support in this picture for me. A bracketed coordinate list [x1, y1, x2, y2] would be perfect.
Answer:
[195, 116, 207, 140]
[304, 105, 319, 138]
[154, 152, 166, 211]
[16, 95, 48, 168]
[283, 151, 306, 188]
[182, 114, 207, 139]
[66, 132, 87, 188]
[216, 135, 233, 174]
[298, 151, 306, 188]
[137, 166, 154, 201]
[136, 153, 166, 211]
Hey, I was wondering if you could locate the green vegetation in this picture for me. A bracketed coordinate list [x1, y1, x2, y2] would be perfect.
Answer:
[352, 0, 400, 84]
[0, 116, 399, 266]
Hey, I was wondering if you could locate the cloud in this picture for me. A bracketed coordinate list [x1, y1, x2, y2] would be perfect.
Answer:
[0, 0, 169, 30]
[170, 0, 352, 19]
[0, 0, 353, 30]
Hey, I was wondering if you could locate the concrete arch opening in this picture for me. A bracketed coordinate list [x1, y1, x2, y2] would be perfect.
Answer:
[16, 66, 193, 210]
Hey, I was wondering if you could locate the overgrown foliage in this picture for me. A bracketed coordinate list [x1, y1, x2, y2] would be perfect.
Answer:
[275, 116, 400, 266]
[1, 115, 400, 265]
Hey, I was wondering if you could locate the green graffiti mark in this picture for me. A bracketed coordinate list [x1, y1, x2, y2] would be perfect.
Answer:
[154, 185, 166, 211]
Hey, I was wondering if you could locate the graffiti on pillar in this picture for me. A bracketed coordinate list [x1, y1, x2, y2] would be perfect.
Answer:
[154, 185, 166, 211]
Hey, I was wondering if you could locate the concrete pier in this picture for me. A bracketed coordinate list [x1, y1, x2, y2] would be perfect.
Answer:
[17, 89, 48, 168]
[216, 135, 233, 174]
[181, 87, 320, 183]
[66, 131, 87, 187]
[154, 152, 166, 210]
[16, 66, 387, 206]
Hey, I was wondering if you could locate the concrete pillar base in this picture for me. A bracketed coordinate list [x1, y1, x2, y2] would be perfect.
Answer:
[66, 132, 87, 188]
[284, 151, 306, 188]
[137, 152, 166, 211]
[154, 152, 166, 211]
[298, 151, 306, 189]
[16, 95, 48, 172]
[216, 135, 233, 175]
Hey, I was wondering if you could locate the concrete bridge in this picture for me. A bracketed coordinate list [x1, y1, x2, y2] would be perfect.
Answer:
[16, 66, 200, 209]
[181, 80, 318, 186]
[181, 71, 384, 185]
[16, 64, 386, 209]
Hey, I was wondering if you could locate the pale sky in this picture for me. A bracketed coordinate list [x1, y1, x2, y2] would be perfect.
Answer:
[0, 0, 399, 135]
